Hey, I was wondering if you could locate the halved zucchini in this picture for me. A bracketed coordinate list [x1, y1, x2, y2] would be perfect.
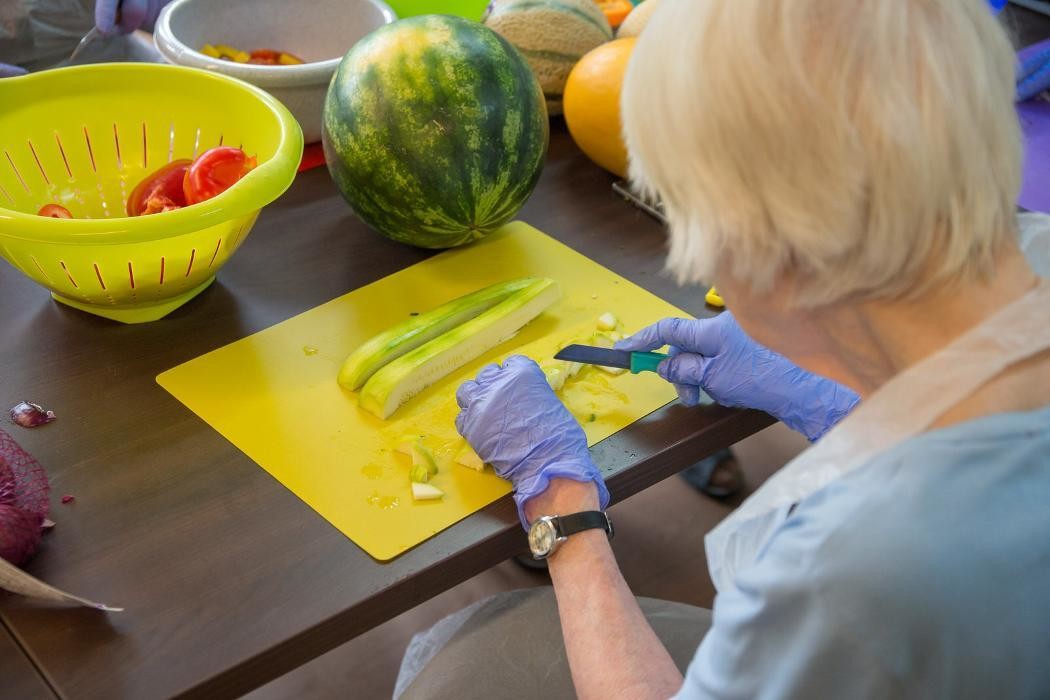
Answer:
[359, 278, 561, 419]
[338, 278, 539, 391]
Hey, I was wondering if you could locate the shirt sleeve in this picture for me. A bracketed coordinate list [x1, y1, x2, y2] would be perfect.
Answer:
[675, 505, 902, 700]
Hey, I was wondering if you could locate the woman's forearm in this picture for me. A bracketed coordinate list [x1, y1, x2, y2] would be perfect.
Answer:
[529, 480, 683, 699]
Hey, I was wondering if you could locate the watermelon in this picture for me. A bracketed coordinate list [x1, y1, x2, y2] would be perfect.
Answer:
[322, 15, 549, 249]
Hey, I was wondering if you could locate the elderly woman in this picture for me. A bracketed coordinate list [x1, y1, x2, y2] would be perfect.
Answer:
[396, 0, 1050, 697]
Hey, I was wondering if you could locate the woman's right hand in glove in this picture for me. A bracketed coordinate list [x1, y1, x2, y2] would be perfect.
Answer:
[616, 312, 859, 441]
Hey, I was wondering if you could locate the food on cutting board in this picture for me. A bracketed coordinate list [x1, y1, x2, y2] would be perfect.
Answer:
[356, 278, 562, 419]
[378, 308, 636, 504]
[409, 442, 439, 483]
[617, 0, 660, 38]
[455, 443, 485, 472]
[394, 434, 454, 500]
[338, 278, 538, 391]
[705, 286, 725, 307]
[597, 311, 620, 331]
[411, 482, 445, 501]
[200, 44, 304, 65]
[483, 0, 612, 116]
[322, 15, 548, 249]
[564, 37, 636, 177]
[596, 0, 633, 28]
[37, 204, 72, 218]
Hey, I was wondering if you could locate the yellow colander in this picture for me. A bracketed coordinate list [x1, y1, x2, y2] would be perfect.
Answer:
[0, 63, 303, 323]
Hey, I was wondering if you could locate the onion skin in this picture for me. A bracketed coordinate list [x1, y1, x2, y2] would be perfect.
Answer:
[9, 401, 56, 428]
[0, 428, 51, 566]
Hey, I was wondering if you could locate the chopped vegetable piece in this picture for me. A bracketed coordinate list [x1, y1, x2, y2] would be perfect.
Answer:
[247, 49, 306, 65]
[596, 312, 619, 331]
[359, 278, 562, 419]
[339, 278, 538, 391]
[591, 331, 624, 349]
[37, 204, 72, 218]
[411, 482, 445, 501]
[9, 401, 55, 428]
[248, 49, 281, 64]
[598, 365, 627, 376]
[705, 286, 725, 307]
[396, 434, 427, 456]
[588, 413, 598, 422]
[213, 44, 251, 62]
[60, 494, 74, 504]
[454, 444, 485, 472]
[127, 159, 191, 216]
[183, 147, 257, 205]
[411, 442, 439, 476]
[409, 463, 430, 483]
[200, 44, 221, 58]
[543, 364, 567, 392]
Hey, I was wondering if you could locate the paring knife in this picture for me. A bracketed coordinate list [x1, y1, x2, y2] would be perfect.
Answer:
[68, 0, 122, 65]
[554, 344, 668, 374]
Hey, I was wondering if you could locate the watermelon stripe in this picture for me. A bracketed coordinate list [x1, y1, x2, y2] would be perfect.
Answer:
[494, 0, 612, 39]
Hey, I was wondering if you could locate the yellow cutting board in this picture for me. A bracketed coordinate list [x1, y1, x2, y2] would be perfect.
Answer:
[157, 221, 687, 560]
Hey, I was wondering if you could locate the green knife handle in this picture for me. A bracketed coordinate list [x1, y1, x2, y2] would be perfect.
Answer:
[629, 351, 667, 374]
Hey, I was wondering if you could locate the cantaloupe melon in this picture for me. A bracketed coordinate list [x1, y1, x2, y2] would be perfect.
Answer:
[617, 0, 660, 38]
[483, 0, 613, 116]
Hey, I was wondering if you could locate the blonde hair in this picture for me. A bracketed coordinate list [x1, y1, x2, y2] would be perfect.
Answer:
[622, 0, 1022, 306]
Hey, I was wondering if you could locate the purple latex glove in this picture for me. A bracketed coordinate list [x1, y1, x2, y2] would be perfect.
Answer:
[0, 63, 27, 78]
[456, 355, 610, 529]
[95, 0, 171, 37]
[616, 312, 860, 442]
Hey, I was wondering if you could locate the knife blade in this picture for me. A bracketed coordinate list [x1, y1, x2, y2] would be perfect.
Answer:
[554, 344, 667, 374]
[67, 27, 102, 65]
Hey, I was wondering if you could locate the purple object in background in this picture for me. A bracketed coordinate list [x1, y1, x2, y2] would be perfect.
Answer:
[0, 428, 51, 566]
[1019, 38, 1050, 214]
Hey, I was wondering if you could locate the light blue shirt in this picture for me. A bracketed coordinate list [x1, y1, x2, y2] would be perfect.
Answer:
[678, 405, 1050, 699]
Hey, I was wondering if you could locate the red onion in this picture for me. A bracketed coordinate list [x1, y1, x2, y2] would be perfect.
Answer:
[9, 401, 56, 428]
[0, 428, 51, 565]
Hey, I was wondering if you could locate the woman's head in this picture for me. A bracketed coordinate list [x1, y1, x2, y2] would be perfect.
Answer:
[622, 0, 1021, 309]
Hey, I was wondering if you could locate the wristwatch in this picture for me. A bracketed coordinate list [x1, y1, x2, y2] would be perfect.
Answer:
[528, 511, 614, 560]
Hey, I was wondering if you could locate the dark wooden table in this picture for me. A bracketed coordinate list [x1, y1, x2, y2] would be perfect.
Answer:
[0, 124, 771, 699]
[4, 5, 1049, 693]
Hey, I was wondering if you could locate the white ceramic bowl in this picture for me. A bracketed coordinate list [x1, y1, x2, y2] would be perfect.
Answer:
[154, 0, 395, 143]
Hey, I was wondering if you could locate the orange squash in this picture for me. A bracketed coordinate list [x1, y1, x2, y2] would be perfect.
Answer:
[595, 0, 633, 29]
[563, 37, 637, 178]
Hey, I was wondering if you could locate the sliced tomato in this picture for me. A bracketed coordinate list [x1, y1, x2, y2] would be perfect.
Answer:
[38, 203, 73, 218]
[182, 147, 257, 205]
[127, 159, 191, 216]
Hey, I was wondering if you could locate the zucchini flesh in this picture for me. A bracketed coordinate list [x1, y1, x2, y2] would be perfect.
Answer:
[338, 277, 539, 390]
[455, 444, 485, 472]
[411, 482, 444, 500]
[359, 278, 561, 419]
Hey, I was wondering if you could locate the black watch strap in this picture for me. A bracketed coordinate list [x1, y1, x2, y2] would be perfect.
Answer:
[555, 511, 614, 539]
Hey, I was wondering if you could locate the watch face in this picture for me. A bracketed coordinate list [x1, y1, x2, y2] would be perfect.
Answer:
[529, 519, 557, 557]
